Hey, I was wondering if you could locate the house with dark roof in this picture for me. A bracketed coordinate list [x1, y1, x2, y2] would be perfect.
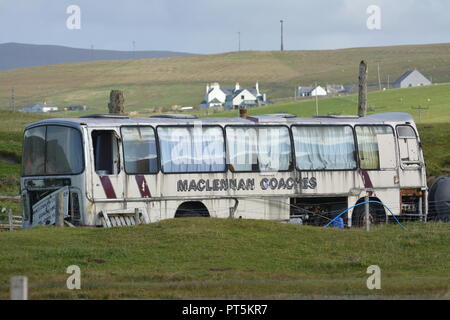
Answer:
[297, 85, 327, 97]
[200, 82, 267, 110]
[393, 70, 432, 89]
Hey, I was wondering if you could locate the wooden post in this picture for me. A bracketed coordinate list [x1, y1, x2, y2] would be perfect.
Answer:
[358, 60, 368, 117]
[134, 208, 140, 225]
[55, 192, 65, 227]
[8, 208, 13, 232]
[108, 90, 125, 114]
[10, 276, 28, 300]
[365, 195, 370, 232]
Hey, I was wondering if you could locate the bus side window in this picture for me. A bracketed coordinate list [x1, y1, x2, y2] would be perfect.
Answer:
[92, 130, 120, 175]
[396, 126, 420, 166]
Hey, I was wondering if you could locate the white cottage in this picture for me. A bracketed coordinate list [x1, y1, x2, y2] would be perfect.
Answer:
[297, 85, 327, 97]
[200, 82, 267, 110]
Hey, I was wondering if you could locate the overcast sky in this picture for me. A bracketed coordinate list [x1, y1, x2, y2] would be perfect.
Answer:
[1, 0, 450, 53]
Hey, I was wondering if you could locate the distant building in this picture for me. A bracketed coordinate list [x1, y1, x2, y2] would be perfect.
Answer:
[66, 105, 88, 111]
[297, 85, 327, 97]
[393, 70, 432, 89]
[200, 82, 267, 110]
[20, 102, 58, 113]
[326, 84, 346, 95]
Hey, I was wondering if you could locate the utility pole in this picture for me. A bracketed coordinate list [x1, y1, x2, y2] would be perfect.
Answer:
[90, 44, 94, 60]
[280, 20, 284, 51]
[387, 75, 390, 90]
[11, 87, 15, 112]
[132, 41, 136, 59]
[412, 106, 429, 123]
[315, 82, 319, 116]
[358, 60, 368, 117]
[238, 32, 241, 52]
[377, 63, 382, 91]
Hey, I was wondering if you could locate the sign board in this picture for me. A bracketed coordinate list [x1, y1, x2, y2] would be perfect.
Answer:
[31, 187, 69, 227]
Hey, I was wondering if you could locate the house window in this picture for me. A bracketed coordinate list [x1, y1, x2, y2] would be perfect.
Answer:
[241, 95, 245, 100]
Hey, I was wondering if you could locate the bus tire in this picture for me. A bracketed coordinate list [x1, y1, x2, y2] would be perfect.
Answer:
[352, 201, 386, 228]
[175, 202, 210, 218]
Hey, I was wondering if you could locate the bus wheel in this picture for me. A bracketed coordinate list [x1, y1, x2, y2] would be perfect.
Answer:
[352, 202, 386, 228]
[175, 202, 210, 218]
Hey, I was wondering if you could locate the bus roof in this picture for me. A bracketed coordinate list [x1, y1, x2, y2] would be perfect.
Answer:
[24, 112, 416, 130]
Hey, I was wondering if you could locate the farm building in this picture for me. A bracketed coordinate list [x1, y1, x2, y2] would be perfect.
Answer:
[297, 85, 327, 97]
[200, 82, 267, 110]
[20, 102, 58, 113]
[393, 70, 432, 88]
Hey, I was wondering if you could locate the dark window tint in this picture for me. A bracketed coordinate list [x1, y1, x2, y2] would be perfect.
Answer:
[23, 126, 83, 176]
[22, 126, 46, 176]
[46, 126, 84, 175]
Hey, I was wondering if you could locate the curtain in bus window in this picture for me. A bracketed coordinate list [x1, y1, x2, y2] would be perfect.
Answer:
[122, 127, 158, 174]
[22, 126, 46, 176]
[257, 127, 291, 171]
[46, 126, 83, 175]
[226, 127, 292, 172]
[158, 127, 225, 173]
[356, 126, 397, 170]
[226, 127, 257, 172]
[292, 126, 356, 170]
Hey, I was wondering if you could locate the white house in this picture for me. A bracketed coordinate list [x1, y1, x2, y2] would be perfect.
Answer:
[200, 82, 267, 110]
[393, 69, 432, 89]
[297, 85, 327, 97]
[20, 102, 58, 113]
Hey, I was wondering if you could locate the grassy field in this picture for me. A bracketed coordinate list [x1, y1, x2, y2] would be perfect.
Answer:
[2, 43, 450, 113]
[0, 219, 449, 299]
[202, 83, 450, 123]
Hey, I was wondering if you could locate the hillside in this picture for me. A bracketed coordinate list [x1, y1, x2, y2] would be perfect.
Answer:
[0, 43, 195, 71]
[0, 219, 449, 299]
[1, 43, 450, 113]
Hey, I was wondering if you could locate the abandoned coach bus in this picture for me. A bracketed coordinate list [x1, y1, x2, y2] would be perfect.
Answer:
[20, 112, 427, 228]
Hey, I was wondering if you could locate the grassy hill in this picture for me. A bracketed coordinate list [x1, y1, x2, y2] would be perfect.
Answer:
[2, 43, 450, 113]
[0, 219, 449, 299]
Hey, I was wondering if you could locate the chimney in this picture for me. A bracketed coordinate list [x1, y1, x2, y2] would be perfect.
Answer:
[235, 82, 240, 91]
[256, 82, 260, 95]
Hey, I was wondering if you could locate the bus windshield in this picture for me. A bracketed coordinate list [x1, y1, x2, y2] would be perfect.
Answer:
[22, 125, 84, 176]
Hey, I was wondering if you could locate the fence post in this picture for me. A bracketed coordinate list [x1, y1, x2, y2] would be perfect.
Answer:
[10, 276, 28, 300]
[8, 208, 13, 232]
[134, 208, 140, 225]
[365, 195, 370, 232]
[55, 192, 65, 227]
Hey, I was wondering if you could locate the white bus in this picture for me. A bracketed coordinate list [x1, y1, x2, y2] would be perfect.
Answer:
[20, 112, 428, 228]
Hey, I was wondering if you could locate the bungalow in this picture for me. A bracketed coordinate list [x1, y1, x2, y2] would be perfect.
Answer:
[393, 70, 432, 88]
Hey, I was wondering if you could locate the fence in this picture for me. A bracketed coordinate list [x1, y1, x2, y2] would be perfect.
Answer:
[0, 208, 23, 232]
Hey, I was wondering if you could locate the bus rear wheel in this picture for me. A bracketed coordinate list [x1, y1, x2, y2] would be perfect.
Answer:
[352, 203, 386, 228]
[175, 202, 210, 218]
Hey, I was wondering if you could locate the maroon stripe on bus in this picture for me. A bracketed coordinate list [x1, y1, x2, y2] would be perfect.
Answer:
[99, 176, 117, 199]
[135, 175, 151, 198]
[358, 169, 375, 196]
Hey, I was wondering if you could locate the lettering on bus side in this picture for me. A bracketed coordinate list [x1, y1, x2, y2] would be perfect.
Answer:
[176, 178, 316, 192]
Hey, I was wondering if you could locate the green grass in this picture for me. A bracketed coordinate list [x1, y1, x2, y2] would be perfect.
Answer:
[3, 43, 450, 113]
[0, 219, 448, 299]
